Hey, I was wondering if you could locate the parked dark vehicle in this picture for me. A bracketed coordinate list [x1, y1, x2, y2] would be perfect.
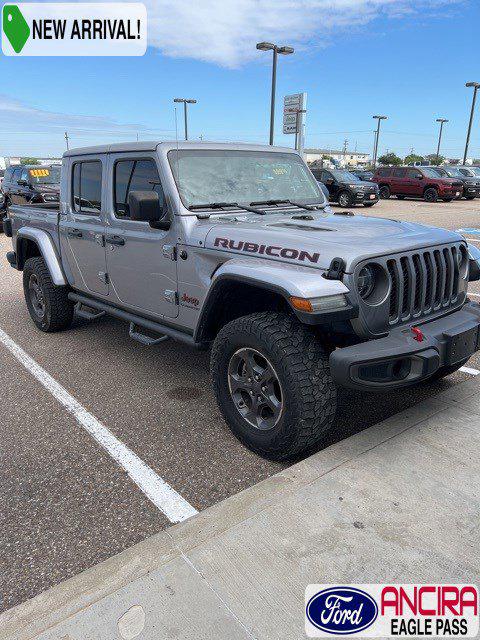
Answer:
[373, 166, 463, 202]
[427, 166, 480, 200]
[2, 165, 60, 209]
[458, 166, 480, 179]
[310, 168, 379, 207]
[349, 169, 374, 182]
[316, 180, 330, 200]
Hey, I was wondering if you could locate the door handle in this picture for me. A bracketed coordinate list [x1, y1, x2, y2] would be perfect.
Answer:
[67, 228, 83, 238]
[105, 235, 125, 246]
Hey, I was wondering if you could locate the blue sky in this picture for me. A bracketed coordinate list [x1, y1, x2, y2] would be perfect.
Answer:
[0, 0, 478, 159]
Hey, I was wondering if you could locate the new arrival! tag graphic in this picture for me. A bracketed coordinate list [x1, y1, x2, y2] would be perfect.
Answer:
[3, 5, 31, 53]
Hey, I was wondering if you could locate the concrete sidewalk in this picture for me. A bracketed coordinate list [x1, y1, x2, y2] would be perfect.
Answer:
[2, 376, 480, 640]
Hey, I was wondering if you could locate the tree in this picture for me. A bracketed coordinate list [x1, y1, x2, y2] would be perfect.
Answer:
[404, 153, 424, 165]
[425, 154, 445, 166]
[20, 157, 40, 165]
[378, 152, 402, 166]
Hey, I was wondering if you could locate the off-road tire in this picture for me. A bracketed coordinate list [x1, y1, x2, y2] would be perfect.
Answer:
[211, 312, 337, 460]
[424, 187, 438, 202]
[338, 191, 353, 207]
[23, 257, 74, 332]
[379, 185, 390, 199]
[428, 358, 469, 382]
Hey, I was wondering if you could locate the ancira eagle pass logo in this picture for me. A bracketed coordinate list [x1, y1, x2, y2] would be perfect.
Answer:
[2, 5, 30, 53]
[306, 586, 378, 636]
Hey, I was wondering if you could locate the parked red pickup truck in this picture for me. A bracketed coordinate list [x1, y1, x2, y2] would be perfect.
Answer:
[373, 166, 463, 202]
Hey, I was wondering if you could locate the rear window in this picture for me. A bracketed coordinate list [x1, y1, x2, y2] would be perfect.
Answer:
[4, 167, 14, 181]
[72, 161, 102, 214]
[376, 167, 391, 177]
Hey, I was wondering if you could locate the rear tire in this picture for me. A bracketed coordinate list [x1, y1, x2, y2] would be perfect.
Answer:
[424, 187, 438, 202]
[428, 358, 469, 382]
[23, 257, 74, 332]
[211, 312, 337, 460]
[338, 191, 353, 207]
[379, 185, 391, 199]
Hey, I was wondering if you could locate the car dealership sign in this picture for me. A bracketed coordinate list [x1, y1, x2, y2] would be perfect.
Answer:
[283, 92, 307, 134]
[1, 3, 147, 55]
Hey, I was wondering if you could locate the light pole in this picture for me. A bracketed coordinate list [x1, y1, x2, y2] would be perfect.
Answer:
[173, 98, 197, 141]
[64, 131, 69, 150]
[372, 115, 387, 168]
[256, 42, 294, 145]
[435, 118, 448, 162]
[463, 82, 480, 165]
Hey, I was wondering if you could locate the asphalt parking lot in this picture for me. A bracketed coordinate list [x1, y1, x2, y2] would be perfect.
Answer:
[1, 196, 480, 614]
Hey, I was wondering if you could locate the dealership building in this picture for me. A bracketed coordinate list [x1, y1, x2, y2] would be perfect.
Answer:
[304, 148, 371, 167]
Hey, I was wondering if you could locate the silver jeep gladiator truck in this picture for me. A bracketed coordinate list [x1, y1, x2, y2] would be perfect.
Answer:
[5, 141, 480, 460]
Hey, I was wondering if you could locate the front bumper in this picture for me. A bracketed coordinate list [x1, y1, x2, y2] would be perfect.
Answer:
[354, 191, 379, 203]
[330, 301, 480, 390]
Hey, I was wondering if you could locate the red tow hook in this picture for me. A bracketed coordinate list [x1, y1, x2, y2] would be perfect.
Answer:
[411, 327, 424, 342]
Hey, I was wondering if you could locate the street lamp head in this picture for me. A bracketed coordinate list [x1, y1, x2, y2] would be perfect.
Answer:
[373, 115, 387, 120]
[256, 42, 275, 51]
[466, 82, 480, 88]
[186, 99, 197, 104]
[277, 46, 294, 55]
[174, 98, 196, 104]
[436, 118, 448, 123]
[173, 98, 184, 103]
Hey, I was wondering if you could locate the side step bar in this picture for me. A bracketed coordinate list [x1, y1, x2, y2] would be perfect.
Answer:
[68, 292, 199, 348]
[74, 302, 106, 321]
[129, 322, 169, 346]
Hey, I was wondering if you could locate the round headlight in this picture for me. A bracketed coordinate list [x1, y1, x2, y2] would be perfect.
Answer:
[357, 264, 376, 299]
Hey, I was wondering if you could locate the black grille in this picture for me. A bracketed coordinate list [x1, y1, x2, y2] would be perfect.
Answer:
[387, 245, 462, 325]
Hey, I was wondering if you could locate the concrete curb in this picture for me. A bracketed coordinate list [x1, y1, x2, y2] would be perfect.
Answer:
[2, 375, 480, 639]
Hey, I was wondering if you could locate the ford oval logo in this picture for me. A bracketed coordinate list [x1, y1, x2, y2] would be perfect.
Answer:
[306, 586, 378, 635]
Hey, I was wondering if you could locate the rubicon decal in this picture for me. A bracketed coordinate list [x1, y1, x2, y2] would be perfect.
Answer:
[214, 237, 320, 264]
[1, 3, 147, 56]
[305, 584, 479, 638]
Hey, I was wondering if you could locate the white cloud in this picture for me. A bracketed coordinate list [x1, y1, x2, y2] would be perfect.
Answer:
[145, 0, 461, 67]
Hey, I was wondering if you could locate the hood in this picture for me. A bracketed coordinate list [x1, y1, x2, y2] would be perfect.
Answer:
[202, 211, 462, 272]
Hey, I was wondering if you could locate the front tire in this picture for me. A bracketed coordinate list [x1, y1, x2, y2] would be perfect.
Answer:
[466, 195, 475, 200]
[338, 191, 353, 207]
[211, 312, 337, 460]
[379, 185, 391, 199]
[424, 187, 438, 202]
[23, 257, 74, 332]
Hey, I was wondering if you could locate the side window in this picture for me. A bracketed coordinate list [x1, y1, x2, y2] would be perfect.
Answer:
[114, 158, 164, 218]
[12, 168, 22, 183]
[377, 168, 390, 177]
[322, 171, 333, 182]
[407, 169, 421, 179]
[72, 161, 102, 214]
[20, 168, 29, 182]
[393, 168, 406, 178]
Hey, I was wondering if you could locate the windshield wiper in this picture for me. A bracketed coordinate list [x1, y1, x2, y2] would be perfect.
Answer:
[249, 199, 325, 211]
[188, 202, 266, 215]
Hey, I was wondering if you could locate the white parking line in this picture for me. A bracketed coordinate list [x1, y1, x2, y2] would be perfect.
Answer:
[0, 328, 198, 523]
[460, 366, 480, 376]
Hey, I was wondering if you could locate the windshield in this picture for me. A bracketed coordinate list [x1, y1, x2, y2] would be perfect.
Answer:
[422, 167, 443, 178]
[28, 166, 60, 185]
[330, 170, 360, 182]
[443, 167, 463, 177]
[167, 149, 325, 208]
[461, 167, 479, 177]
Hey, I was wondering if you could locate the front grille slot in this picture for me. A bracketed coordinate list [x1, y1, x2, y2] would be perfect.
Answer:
[385, 244, 463, 327]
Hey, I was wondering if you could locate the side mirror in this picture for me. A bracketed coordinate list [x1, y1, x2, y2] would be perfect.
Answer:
[128, 191, 170, 230]
[17, 179, 28, 186]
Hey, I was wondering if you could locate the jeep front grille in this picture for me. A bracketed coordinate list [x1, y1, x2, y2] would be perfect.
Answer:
[386, 246, 461, 325]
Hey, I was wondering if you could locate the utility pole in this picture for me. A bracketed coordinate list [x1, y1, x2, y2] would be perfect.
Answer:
[256, 42, 294, 145]
[372, 115, 387, 168]
[435, 118, 448, 161]
[463, 82, 480, 164]
[64, 131, 69, 150]
[173, 98, 197, 141]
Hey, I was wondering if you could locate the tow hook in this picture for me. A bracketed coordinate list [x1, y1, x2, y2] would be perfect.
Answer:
[411, 327, 424, 342]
